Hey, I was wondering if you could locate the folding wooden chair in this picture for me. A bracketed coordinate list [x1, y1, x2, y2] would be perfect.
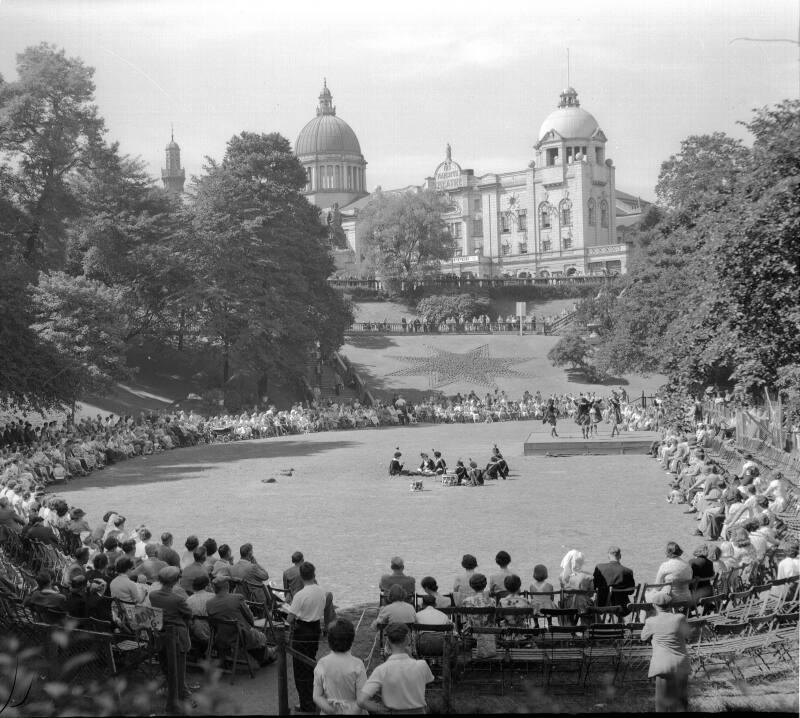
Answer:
[540, 607, 578, 628]
[540, 625, 586, 687]
[207, 616, 255, 683]
[581, 624, 626, 686]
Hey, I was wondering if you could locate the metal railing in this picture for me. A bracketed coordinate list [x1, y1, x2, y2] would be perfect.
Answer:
[345, 316, 575, 335]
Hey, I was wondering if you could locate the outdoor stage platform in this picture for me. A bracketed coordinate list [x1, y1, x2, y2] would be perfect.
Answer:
[523, 429, 660, 456]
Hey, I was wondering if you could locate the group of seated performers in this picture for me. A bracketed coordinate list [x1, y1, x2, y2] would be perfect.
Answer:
[388, 445, 510, 485]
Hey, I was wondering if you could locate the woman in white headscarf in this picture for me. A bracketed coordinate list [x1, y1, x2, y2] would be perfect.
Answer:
[559, 549, 594, 620]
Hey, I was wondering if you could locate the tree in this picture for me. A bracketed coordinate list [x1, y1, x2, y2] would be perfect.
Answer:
[30, 271, 131, 397]
[183, 132, 352, 393]
[415, 293, 490, 324]
[356, 190, 455, 279]
[547, 330, 590, 370]
[0, 43, 105, 266]
[0, 247, 80, 411]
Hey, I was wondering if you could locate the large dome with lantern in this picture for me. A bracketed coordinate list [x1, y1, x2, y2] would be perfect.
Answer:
[538, 87, 601, 142]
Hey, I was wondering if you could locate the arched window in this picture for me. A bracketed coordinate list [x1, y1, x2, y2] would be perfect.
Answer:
[588, 198, 596, 226]
[600, 200, 609, 228]
[539, 202, 552, 230]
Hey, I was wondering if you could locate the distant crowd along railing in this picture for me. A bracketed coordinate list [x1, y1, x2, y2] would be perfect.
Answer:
[346, 314, 576, 336]
[328, 275, 607, 291]
[703, 396, 799, 457]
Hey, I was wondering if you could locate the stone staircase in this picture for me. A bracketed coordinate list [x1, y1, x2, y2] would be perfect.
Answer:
[305, 359, 359, 401]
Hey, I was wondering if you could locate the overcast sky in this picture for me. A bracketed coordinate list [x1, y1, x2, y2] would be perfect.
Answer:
[0, 0, 797, 200]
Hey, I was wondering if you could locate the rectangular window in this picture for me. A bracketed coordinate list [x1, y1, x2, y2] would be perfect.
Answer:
[563, 236, 572, 250]
[519, 243, 527, 254]
[588, 204, 595, 226]
[453, 247, 462, 257]
[449, 222, 462, 238]
[473, 198, 482, 213]
[540, 209, 551, 230]
[518, 209, 527, 231]
[596, 147, 604, 164]
[547, 148, 559, 166]
[542, 240, 551, 252]
[502, 244, 511, 256]
[500, 213, 510, 233]
[472, 219, 483, 237]
[601, 207, 609, 228]
[561, 208, 571, 226]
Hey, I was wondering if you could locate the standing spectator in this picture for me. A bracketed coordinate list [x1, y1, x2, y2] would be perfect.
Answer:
[313, 618, 367, 715]
[640, 592, 691, 712]
[148, 566, 194, 704]
[286, 562, 328, 715]
[283, 551, 305, 603]
[357, 622, 433, 714]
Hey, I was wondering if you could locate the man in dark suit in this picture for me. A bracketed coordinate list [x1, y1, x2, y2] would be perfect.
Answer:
[148, 566, 193, 703]
[206, 575, 275, 666]
[593, 546, 636, 612]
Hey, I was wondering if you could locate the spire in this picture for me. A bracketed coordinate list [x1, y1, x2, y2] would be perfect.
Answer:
[317, 79, 335, 116]
[446, 143, 452, 161]
[171, 122, 174, 142]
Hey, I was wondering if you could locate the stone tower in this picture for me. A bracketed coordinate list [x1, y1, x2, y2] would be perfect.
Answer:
[161, 127, 186, 196]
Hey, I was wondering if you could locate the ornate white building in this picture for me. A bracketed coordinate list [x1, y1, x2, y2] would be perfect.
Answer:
[296, 84, 644, 278]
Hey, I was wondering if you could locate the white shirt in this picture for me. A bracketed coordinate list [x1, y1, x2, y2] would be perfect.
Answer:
[415, 606, 449, 626]
[313, 651, 367, 715]
[361, 653, 433, 710]
[288, 583, 327, 622]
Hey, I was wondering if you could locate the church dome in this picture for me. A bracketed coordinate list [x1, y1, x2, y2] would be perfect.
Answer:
[538, 87, 600, 142]
[295, 81, 363, 157]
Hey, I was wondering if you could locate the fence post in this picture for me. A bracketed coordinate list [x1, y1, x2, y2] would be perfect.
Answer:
[442, 632, 452, 713]
[276, 627, 290, 716]
[163, 627, 180, 714]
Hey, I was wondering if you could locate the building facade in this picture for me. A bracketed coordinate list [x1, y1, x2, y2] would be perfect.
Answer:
[297, 85, 643, 278]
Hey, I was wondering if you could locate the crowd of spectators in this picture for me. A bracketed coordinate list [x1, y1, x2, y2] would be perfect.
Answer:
[0, 388, 662, 494]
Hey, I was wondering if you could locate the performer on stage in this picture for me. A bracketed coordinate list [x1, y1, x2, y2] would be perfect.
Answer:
[388, 450, 404, 476]
[609, 393, 623, 438]
[433, 451, 447, 475]
[589, 399, 602, 437]
[575, 395, 591, 439]
[543, 399, 559, 438]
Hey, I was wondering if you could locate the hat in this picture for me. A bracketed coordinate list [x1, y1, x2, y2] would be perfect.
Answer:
[157, 566, 181, 583]
[70, 508, 86, 519]
[394, 452, 402, 458]
[469, 461, 478, 468]
[650, 591, 672, 607]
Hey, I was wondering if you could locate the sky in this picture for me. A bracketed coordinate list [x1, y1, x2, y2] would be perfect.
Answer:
[0, 0, 797, 201]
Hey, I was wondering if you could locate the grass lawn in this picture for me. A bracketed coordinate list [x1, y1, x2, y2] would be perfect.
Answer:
[344, 333, 667, 403]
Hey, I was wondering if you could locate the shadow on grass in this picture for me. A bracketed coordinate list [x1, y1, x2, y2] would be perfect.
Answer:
[57, 439, 362, 490]
[344, 335, 399, 350]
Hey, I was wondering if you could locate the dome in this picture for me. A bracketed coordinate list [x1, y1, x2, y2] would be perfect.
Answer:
[537, 87, 600, 142]
[296, 114, 362, 156]
[166, 139, 180, 151]
[295, 81, 363, 157]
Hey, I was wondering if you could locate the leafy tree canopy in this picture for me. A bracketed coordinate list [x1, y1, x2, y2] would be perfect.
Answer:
[356, 189, 455, 279]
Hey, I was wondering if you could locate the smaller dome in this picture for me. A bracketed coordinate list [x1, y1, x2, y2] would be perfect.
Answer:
[166, 140, 180, 151]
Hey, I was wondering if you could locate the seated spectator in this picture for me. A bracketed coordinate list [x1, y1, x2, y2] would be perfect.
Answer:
[212, 544, 234, 579]
[102, 536, 123, 565]
[0, 496, 25, 534]
[180, 546, 208, 594]
[372, 585, 417, 629]
[489, 550, 513, 598]
[453, 554, 478, 606]
[206, 574, 276, 666]
[64, 547, 90, 588]
[654, 542, 693, 604]
[688, 545, 716, 604]
[560, 549, 595, 617]
[416, 594, 450, 626]
[22, 515, 58, 545]
[420, 576, 451, 609]
[498, 575, 530, 627]
[181, 535, 200, 569]
[110, 557, 147, 604]
[132, 543, 167, 583]
[202, 538, 219, 573]
[357, 623, 433, 715]
[86, 578, 113, 623]
[24, 570, 67, 615]
[229, 542, 270, 586]
[64, 575, 89, 618]
[313, 618, 367, 715]
[529, 564, 557, 615]
[461, 573, 496, 657]
[379, 557, 415, 601]
[133, 527, 153, 560]
[593, 546, 636, 610]
[156, 532, 181, 567]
